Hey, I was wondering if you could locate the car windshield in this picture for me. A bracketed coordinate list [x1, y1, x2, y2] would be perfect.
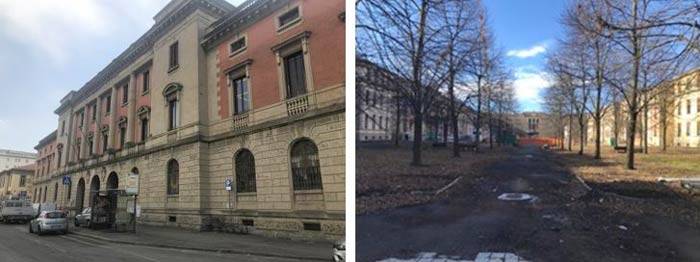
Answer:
[45, 212, 66, 219]
[83, 208, 91, 214]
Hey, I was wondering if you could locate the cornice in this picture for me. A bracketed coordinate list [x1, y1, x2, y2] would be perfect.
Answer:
[64, 0, 231, 110]
[202, 0, 291, 50]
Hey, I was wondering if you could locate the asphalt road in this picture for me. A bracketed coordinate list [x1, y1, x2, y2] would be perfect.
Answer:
[0, 223, 303, 262]
[357, 146, 700, 262]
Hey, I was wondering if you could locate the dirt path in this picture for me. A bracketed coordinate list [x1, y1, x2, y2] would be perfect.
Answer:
[357, 146, 700, 262]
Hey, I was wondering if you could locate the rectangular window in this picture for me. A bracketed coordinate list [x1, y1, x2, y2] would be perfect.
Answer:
[141, 118, 149, 142]
[697, 120, 700, 137]
[102, 133, 108, 153]
[687, 99, 691, 114]
[79, 112, 84, 127]
[88, 137, 94, 155]
[119, 127, 126, 149]
[364, 114, 368, 129]
[687, 122, 691, 136]
[169, 42, 179, 70]
[19, 175, 26, 187]
[142, 70, 150, 94]
[168, 100, 178, 131]
[91, 103, 97, 122]
[57, 149, 61, 168]
[678, 123, 682, 137]
[229, 37, 246, 55]
[122, 85, 129, 104]
[61, 121, 65, 135]
[283, 51, 306, 98]
[697, 98, 700, 113]
[231, 75, 250, 115]
[105, 95, 111, 115]
[278, 6, 300, 29]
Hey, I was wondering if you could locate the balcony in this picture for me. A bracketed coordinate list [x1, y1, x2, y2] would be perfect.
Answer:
[232, 113, 249, 130]
[286, 94, 312, 116]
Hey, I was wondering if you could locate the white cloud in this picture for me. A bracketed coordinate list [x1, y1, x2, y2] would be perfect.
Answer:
[507, 44, 548, 58]
[513, 66, 551, 104]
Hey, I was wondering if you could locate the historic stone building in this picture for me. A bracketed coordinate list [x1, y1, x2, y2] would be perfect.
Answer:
[0, 164, 34, 200]
[0, 149, 36, 172]
[33, 0, 345, 241]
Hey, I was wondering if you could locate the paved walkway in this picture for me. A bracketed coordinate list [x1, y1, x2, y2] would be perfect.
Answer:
[71, 224, 332, 261]
[357, 146, 700, 261]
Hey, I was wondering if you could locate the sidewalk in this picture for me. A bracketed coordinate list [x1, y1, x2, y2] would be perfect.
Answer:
[70, 224, 332, 261]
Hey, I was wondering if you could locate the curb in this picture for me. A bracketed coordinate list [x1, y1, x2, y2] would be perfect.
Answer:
[70, 230, 329, 261]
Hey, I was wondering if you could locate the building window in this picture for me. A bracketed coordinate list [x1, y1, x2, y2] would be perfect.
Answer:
[88, 136, 94, 156]
[102, 132, 108, 153]
[56, 146, 62, 167]
[283, 51, 307, 98]
[379, 116, 383, 129]
[19, 175, 26, 187]
[167, 159, 179, 195]
[231, 75, 250, 115]
[678, 123, 682, 137]
[105, 95, 111, 115]
[229, 37, 246, 55]
[687, 122, 691, 136]
[142, 70, 150, 94]
[169, 42, 179, 70]
[122, 84, 129, 104]
[140, 118, 149, 142]
[53, 183, 58, 202]
[168, 99, 178, 130]
[364, 114, 369, 129]
[235, 149, 256, 193]
[61, 121, 65, 135]
[687, 99, 691, 114]
[119, 127, 126, 149]
[278, 6, 300, 30]
[290, 138, 322, 191]
[79, 111, 85, 127]
[75, 139, 81, 160]
[91, 103, 97, 122]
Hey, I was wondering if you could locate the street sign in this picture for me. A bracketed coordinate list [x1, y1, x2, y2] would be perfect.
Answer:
[126, 172, 140, 195]
[62, 176, 71, 185]
[225, 178, 232, 191]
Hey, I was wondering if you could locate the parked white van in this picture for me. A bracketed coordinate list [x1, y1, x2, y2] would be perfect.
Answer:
[0, 200, 34, 223]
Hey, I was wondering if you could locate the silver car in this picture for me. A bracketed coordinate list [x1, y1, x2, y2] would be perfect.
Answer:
[29, 211, 68, 235]
[74, 207, 91, 227]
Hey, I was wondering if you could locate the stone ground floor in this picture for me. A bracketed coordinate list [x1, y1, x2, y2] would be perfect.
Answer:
[32, 110, 345, 241]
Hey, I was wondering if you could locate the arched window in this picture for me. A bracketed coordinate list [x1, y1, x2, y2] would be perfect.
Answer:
[235, 149, 256, 193]
[167, 159, 179, 195]
[290, 138, 322, 190]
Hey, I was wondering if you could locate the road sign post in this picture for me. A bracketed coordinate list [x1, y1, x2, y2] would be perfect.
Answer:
[225, 178, 233, 210]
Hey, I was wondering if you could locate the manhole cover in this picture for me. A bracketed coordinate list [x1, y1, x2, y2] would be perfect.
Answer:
[497, 193, 534, 201]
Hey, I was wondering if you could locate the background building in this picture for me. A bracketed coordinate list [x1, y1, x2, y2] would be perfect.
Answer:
[0, 149, 36, 172]
[0, 164, 34, 200]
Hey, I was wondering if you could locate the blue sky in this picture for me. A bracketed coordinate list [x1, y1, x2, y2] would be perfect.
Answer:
[0, 0, 245, 152]
[484, 0, 567, 112]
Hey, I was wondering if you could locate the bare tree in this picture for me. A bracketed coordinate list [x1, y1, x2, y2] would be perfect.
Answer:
[571, 0, 698, 169]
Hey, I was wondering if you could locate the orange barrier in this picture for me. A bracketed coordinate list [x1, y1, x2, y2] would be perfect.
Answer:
[518, 137, 559, 146]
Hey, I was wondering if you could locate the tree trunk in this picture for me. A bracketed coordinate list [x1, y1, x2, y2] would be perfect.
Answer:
[568, 114, 573, 151]
[412, 110, 423, 166]
[475, 77, 482, 152]
[594, 117, 601, 159]
[394, 96, 401, 147]
[448, 71, 460, 157]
